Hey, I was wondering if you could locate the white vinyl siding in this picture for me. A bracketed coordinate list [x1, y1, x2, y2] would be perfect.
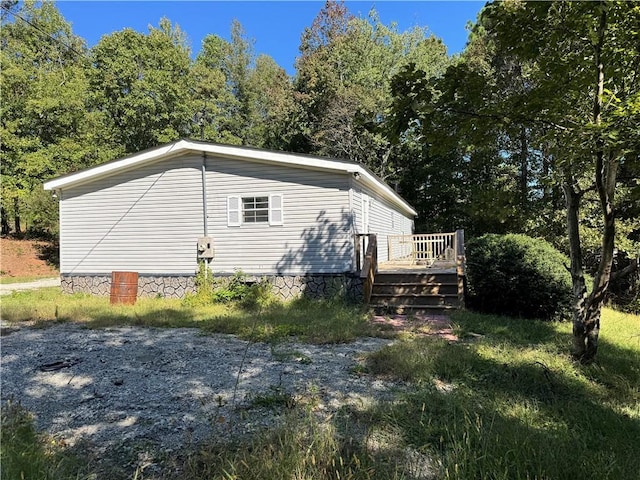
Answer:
[206, 157, 352, 275]
[56, 150, 414, 278]
[59, 156, 203, 275]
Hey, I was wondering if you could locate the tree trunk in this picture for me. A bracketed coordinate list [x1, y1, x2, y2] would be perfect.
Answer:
[519, 125, 529, 204]
[563, 180, 590, 359]
[1, 206, 9, 236]
[13, 196, 21, 235]
[571, 5, 617, 364]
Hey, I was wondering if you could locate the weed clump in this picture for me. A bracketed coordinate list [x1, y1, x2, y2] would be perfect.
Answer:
[183, 266, 275, 309]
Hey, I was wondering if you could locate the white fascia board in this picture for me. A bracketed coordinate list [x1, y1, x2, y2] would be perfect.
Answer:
[197, 142, 356, 173]
[43, 140, 191, 191]
[43, 140, 348, 191]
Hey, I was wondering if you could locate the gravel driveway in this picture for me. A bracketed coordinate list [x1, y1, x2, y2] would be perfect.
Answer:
[1, 323, 399, 455]
[0, 277, 60, 295]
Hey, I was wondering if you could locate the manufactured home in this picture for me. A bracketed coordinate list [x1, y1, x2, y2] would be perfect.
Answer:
[44, 139, 419, 300]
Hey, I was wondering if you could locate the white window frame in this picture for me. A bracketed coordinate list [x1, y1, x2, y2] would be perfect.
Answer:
[227, 194, 284, 227]
[242, 195, 270, 224]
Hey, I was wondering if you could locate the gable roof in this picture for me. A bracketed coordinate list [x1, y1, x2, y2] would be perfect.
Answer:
[43, 139, 417, 217]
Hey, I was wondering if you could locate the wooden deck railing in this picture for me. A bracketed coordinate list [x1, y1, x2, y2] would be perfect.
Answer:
[355, 233, 377, 303]
[387, 232, 458, 266]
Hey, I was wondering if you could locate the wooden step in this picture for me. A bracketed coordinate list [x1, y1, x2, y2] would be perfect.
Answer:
[374, 272, 458, 284]
[371, 282, 458, 296]
[370, 293, 459, 307]
[368, 269, 463, 314]
[370, 304, 458, 315]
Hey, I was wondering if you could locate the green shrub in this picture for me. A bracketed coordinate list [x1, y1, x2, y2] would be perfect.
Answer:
[212, 270, 251, 303]
[466, 234, 572, 320]
[240, 277, 276, 310]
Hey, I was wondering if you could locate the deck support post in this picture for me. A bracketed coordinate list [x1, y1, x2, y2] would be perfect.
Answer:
[356, 233, 377, 303]
[455, 229, 466, 308]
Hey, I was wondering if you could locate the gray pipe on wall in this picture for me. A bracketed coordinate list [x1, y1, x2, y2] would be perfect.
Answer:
[201, 152, 208, 236]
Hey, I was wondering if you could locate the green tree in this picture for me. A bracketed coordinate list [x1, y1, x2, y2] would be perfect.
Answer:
[479, 0, 640, 362]
[192, 33, 241, 144]
[391, 1, 639, 360]
[223, 20, 255, 144]
[0, 0, 99, 234]
[386, 11, 575, 237]
[293, 1, 450, 180]
[89, 18, 194, 154]
[247, 54, 296, 149]
[194, 21, 293, 148]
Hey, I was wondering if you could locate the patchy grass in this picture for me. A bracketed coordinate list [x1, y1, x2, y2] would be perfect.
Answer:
[0, 288, 213, 328]
[0, 288, 379, 344]
[201, 296, 381, 344]
[178, 409, 405, 480]
[0, 401, 87, 480]
[366, 308, 640, 480]
[249, 386, 298, 410]
[4, 288, 638, 480]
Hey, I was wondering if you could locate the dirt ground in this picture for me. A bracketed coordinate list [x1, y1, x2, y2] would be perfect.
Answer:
[0, 237, 59, 279]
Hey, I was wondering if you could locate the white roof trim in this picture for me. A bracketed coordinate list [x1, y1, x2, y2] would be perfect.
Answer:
[44, 139, 417, 216]
[44, 140, 188, 191]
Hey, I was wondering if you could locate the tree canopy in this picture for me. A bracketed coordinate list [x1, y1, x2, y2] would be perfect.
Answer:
[1, 0, 449, 233]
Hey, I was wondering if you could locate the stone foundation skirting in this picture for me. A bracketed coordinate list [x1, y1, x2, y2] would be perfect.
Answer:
[245, 274, 363, 302]
[61, 275, 196, 299]
[60, 273, 363, 302]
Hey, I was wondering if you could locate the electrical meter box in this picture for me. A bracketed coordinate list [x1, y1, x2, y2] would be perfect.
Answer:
[197, 236, 214, 260]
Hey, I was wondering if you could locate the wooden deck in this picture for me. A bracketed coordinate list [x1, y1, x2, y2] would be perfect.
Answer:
[378, 259, 457, 274]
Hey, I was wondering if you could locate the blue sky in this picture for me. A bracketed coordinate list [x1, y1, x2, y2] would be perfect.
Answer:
[57, 1, 485, 75]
